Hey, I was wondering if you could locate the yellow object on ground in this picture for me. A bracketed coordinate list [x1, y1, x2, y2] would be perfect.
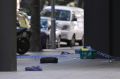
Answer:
[80, 47, 89, 51]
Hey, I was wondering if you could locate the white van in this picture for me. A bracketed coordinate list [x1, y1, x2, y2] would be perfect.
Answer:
[41, 6, 84, 46]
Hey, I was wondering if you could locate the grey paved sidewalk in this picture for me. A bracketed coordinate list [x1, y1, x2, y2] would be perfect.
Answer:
[1, 47, 120, 79]
[1, 58, 120, 79]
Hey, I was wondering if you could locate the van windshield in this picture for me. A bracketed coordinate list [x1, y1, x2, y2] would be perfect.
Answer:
[41, 9, 71, 21]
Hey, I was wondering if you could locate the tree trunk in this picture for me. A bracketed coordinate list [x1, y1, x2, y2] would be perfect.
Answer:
[30, 0, 45, 51]
[30, 0, 41, 51]
[76, 0, 84, 8]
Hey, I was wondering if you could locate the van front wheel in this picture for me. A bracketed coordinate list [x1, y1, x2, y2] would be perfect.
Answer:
[67, 36, 75, 47]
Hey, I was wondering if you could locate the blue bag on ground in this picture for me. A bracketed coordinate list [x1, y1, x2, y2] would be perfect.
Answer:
[25, 66, 42, 71]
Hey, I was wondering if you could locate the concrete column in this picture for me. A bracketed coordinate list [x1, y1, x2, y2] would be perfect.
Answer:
[84, 0, 110, 55]
[0, 0, 17, 71]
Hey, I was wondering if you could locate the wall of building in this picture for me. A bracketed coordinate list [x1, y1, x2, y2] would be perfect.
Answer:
[84, 0, 110, 55]
[84, 0, 120, 57]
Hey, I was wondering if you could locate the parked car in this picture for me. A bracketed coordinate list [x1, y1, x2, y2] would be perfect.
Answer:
[41, 6, 84, 46]
[40, 17, 61, 48]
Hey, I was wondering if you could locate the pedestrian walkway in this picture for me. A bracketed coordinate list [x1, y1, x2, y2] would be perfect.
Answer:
[1, 47, 120, 79]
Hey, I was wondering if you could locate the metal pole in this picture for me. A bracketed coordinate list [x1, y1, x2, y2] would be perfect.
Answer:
[50, 0, 56, 49]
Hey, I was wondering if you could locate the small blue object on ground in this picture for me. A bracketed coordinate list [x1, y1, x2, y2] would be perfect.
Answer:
[79, 46, 97, 59]
[80, 49, 96, 59]
[25, 66, 42, 71]
[75, 49, 80, 54]
[61, 51, 71, 55]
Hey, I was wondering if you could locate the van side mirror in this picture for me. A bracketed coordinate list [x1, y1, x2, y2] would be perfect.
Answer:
[72, 17, 77, 21]
[72, 14, 77, 21]
[48, 26, 51, 30]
